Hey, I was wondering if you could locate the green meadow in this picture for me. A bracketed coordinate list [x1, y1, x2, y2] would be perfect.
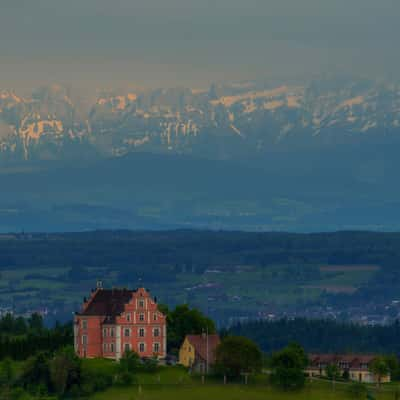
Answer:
[84, 364, 398, 400]
[91, 380, 397, 400]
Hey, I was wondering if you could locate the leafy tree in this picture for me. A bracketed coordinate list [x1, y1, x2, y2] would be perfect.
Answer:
[159, 304, 216, 352]
[49, 346, 81, 396]
[0, 358, 15, 400]
[142, 357, 158, 373]
[0, 358, 14, 386]
[325, 364, 341, 381]
[27, 313, 43, 334]
[0, 315, 73, 361]
[215, 336, 262, 378]
[384, 355, 400, 381]
[20, 352, 51, 393]
[13, 318, 27, 336]
[369, 357, 389, 388]
[342, 369, 350, 380]
[0, 314, 14, 334]
[116, 350, 140, 385]
[270, 343, 308, 391]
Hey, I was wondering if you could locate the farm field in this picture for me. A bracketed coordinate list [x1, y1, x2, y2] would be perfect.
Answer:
[3, 230, 397, 325]
[0, 263, 378, 322]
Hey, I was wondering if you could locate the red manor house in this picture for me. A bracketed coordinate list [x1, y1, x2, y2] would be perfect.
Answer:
[74, 286, 167, 360]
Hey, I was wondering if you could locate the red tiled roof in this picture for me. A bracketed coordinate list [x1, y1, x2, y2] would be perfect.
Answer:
[308, 354, 377, 368]
[186, 334, 220, 364]
[79, 288, 134, 316]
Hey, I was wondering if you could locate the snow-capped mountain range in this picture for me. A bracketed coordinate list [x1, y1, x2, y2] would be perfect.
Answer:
[1, 78, 400, 162]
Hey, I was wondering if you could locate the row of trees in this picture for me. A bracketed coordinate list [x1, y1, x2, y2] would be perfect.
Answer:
[0, 347, 159, 399]
[215, 338, 396, 392]
[0, 314, 72, 361]
[213, 336, 308, 391]
[229, 318, 400, 357]
[0, 313, 44, 335]
[0, 304, 215, 361]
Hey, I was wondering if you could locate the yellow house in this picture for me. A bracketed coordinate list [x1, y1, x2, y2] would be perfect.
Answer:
[179, 334, 220, 373]
[179, 336, 196, 368]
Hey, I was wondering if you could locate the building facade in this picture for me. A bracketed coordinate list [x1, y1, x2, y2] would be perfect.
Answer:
[179, 334, 220, 373]
[74, 287, 166, 360]
[306, 354, 391, 384]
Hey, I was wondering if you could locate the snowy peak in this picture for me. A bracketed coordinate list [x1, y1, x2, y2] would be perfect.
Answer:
[1, 78, 400, 161]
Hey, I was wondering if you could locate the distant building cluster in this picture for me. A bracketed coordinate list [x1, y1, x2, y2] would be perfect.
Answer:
[306, 354, 391, 384]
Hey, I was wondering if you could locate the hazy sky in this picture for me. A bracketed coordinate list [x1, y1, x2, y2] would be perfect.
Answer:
[1, 0, 400, 90]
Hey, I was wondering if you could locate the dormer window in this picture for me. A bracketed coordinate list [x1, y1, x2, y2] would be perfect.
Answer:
[153, 313, 158, 321]
[126, 313, 131, 322]
[139, 300, 145, 308]
[139, 313, 145, 322]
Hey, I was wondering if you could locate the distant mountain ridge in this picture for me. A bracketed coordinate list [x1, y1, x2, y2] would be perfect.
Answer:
[2, 77, 400, 232]
[1, 77, 400, 162]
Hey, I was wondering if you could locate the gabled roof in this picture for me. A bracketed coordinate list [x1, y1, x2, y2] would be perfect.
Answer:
[78, 288, 134, 316]
[308, 354, 377, 368]
[186, 334, 220, 364]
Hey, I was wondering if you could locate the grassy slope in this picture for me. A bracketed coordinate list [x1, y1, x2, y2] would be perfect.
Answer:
[86, 365, 396, 400]
[91, 382, 395, 400]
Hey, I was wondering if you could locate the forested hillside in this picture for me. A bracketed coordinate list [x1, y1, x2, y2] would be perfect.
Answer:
[2, 230, 400, 325]
[228, 318, 400, 354]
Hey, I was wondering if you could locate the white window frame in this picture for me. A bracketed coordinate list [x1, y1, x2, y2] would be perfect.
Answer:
[103, 328, 107, 337]
[139, 327, 146, 337]
[126, 313, 131, 322]
[139, 313, 145, 322]
[153, 342, 160, 353]
[153, 327, 160, 337]
[82, 320, 87, 330]
[124, 343, 131, 352]
[124, 328, 131, 337]
[110, 343, 115, 352]
[139, 342, 145, 353]
[82, 334, 88, 345]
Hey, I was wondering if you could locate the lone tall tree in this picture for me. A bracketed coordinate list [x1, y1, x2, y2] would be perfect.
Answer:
[215, 336, 262, 378]
[270, 343, 308, 391]
[369, 357, 389, 388]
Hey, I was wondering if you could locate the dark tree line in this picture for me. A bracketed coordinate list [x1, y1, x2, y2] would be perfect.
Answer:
[2, 230, 400, 271]
[0, 313, 72, 360]
[228, 318, 400, 355]
[4, 230, 400, 306]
